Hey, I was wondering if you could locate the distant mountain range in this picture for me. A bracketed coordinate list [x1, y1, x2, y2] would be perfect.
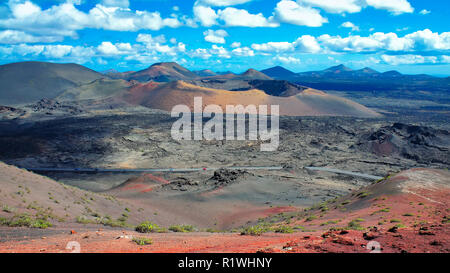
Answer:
[262, 64, 450, 92]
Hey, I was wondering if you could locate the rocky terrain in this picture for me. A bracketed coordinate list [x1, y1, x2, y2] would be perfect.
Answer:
[0, 168, 447, 253]
[0, 61, 448, 253]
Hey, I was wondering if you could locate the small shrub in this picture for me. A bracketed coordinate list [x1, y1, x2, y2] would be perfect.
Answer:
[132, 237, 153, 246]
[240, 224, 271, 236]
[273, 225, 294, 233]
[2, 205, 14, 213]
[305, 215, 317, 222]
[135, 221, 165, 233]
[347, 218, 365, 231]
[169, 225, 195, 233]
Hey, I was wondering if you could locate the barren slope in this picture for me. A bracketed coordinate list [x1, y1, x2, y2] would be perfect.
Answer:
[0, 61, 105, 105]
[124, 80, 380, 117]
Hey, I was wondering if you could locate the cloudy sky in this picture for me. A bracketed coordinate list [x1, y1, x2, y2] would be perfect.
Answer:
[0, 0, 449, 75]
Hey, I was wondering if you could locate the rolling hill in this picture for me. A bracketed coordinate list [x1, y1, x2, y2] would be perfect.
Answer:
[0, 61, 105, 105]
[127, 62, 198, 82]
[122, 80, 380, 117]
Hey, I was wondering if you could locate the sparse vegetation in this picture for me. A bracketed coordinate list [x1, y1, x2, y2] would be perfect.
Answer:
[132, 237, 153, 246]
[135, 221, 166, 233]
[169, 225, 195, 233]
[305, 215, 317, 222]
[0, 213, 52, 229]
[240, 224, 271, 236]
[347, 218, 365, 231]
[2, 205, 15, 213]
[273, 225, 294, 233]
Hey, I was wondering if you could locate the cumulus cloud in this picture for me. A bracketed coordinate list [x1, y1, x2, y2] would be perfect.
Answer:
[381, 54, 450, 65]
[218, 7, 279, 27]
[300, 0, 362, 14]
[100, 0, 130, 8]
[419, 9, 431, 15]
[193, 5, 218, 27]
[190, 45, 231, 59]
[318, 29, 450, 53]
[195, 0, 254, 7]
[97, 41, 133, 55]
[203, 29, 228, 44]
[273, 55, 301, 64]
[136, 33, 186, 56]
[297, 0, 414, 15]
[252, 35, 320, 53]
[232, 47, 255, 56]
[274, 0, 327, 27]
[230, 42, 241, 48]
[0, 1, 183, 39]
[0, 43, 96, 62]
[341, 21, 359, 31]
[0, 30, 62, 44]
[250, 29, 450, 58]
[365, 0, 414, 15]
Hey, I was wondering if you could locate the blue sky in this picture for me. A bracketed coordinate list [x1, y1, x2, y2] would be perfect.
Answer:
[0, 0, 449, 75]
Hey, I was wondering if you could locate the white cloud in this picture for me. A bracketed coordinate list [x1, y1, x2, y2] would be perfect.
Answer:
[274, 0, 327, 27]
[232, 47, 255, 56]
[0, 43, 96, 63]
[190, 45, 231, 59]
[273, 55, 301, 64]
[0, 2, 183, 39]
[404, 29, 450, 51]
[341, 21, 359, 31]
[0, 30, 62, 44]
[203, 29, 228, 44]
[10, 1, 42, 18]
[250, 29, 450, 57]
[136, 33, 186, 56]
[218, 7, 279, 27]
[97, 41, 133, 56]
[294, 35, 321, 53]
[252, 41, 294, 52]
[193, 5, 218, 27]
[299, 0, 414, 15]
[231, 42, 241, 48]
[365, 0, 414, 15]
[318, 29, 450, 53]
[100, 0, 130, 8]
[380, 54, 448, 65]
[195, 0, 254, 7]
[252, 35, 320, 53]
[300, 0, 362, 14]
[419, 9, 431, 15]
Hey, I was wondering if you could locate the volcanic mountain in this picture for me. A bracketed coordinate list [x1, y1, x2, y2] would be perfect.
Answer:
[193, 69, 217, 77]
[127, 62, 198, 82]
[0, 61, 105, 105]
[266, 64, 450, 93]
[261, 66, 296, 79]
[123, 80, 380, 117]
[239, 69, 272, 80]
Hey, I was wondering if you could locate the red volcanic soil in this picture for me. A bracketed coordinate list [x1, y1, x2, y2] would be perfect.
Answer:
[0, 168, 448, 253]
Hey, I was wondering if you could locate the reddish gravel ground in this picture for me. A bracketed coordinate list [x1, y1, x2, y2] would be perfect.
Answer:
[0, 168, 448, 253]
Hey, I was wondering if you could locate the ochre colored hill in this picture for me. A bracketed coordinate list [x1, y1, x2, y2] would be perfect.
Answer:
[123, 80, 380, 117]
